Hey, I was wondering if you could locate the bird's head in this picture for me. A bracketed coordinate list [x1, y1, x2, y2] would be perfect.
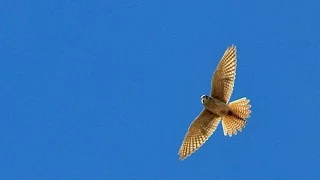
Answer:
[201, 95, 211, 104]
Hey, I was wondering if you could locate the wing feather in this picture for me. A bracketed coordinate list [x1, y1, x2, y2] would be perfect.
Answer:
[178, 109, 221, 160]
[211, 45, 237, 103]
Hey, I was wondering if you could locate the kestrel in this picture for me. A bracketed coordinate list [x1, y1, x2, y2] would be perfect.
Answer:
[178, 45, 251, 160]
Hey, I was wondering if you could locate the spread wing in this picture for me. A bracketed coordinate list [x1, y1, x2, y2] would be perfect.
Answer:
[210, 45, 237, 103]
[178, 109, 221, 160]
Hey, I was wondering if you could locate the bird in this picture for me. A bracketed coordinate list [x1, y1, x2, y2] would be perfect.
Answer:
[178, 45, 251, 160]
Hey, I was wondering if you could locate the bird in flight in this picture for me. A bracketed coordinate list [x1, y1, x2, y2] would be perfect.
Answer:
[178, 45, 251, 160]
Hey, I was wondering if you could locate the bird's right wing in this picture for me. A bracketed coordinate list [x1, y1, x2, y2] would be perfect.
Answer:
[178, 109, 221, 160]
[210, 45, 237, 103]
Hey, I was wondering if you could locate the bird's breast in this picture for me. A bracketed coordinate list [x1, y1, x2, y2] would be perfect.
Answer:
[203, 97, 230, 117]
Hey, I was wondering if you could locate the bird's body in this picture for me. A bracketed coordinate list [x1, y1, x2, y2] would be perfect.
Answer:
[201, 95, 230, 117]
[178, 45, 251, 160]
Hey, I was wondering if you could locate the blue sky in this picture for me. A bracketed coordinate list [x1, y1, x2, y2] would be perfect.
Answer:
[1, 0, 320, 179]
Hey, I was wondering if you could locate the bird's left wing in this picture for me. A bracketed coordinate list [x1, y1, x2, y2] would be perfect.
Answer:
[210, 45, 237, 103]
[178, 109, 221, 160]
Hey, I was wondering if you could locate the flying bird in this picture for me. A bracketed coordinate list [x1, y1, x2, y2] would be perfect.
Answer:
[178, 45, 251, 160]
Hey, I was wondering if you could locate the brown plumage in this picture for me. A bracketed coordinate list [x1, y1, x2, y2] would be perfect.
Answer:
[178, 45, 251, 160]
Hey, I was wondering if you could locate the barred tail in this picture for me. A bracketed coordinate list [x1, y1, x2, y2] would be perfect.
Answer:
[222, 98, 251, 137]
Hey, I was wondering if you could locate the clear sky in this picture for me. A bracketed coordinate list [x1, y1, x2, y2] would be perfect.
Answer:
[1, 0, 320, 179]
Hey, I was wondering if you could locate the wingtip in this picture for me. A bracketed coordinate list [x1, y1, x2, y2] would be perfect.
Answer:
[178, 154, 186, 161]
[229, 44, 236, 47]
[224, 44, 237, 55]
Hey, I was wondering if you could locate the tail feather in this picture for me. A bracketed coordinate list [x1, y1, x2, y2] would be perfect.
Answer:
[222, 98, 251, 137]
[228, 97, 251, 119]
